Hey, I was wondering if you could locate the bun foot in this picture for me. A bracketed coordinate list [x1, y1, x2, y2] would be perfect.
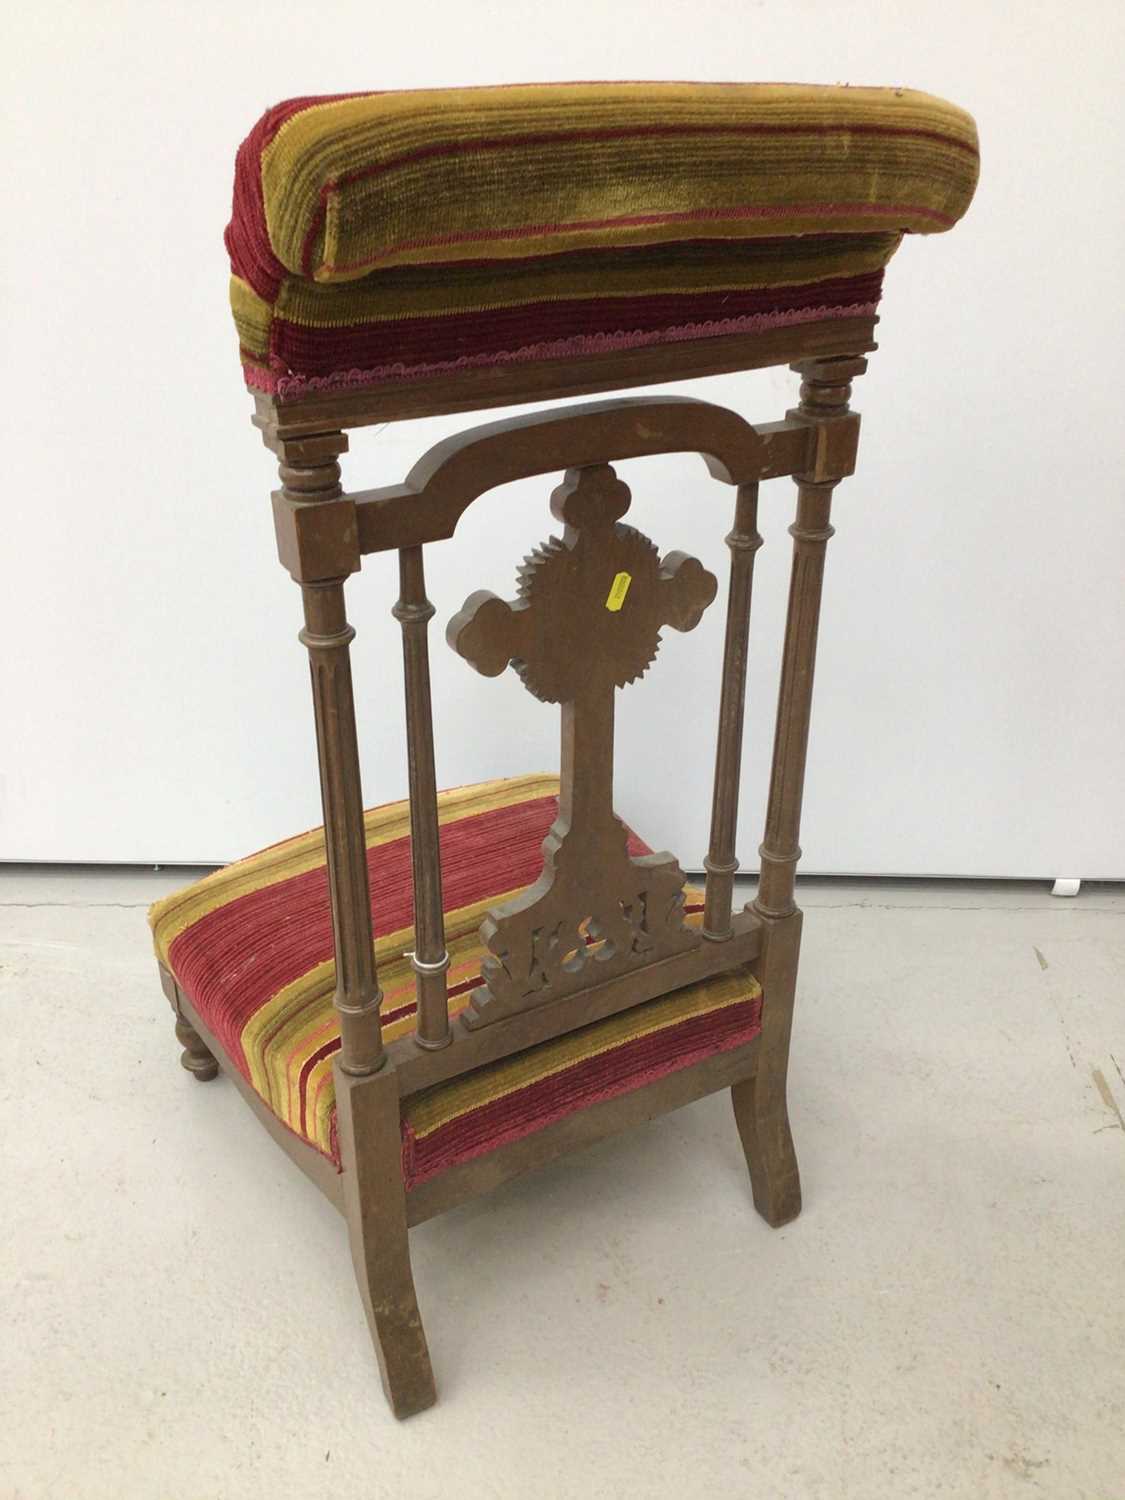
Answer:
[175, 1017, 219, 1081]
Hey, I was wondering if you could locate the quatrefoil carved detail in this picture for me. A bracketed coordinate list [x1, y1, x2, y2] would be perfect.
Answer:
[447, 463, 718, 1027]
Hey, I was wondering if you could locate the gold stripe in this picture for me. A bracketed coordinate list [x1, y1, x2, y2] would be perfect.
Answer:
[316, 139, 966, 280]
[229, 275, 273, 357]
[257, 83, 977, 280]
[269, 232, 900, 329]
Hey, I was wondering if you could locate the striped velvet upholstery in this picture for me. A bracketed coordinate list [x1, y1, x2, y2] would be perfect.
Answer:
[226, 81, 979, 398]
[149, 776, 762, 1189]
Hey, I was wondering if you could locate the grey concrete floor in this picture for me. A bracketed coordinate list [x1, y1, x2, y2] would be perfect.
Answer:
[1, 866, 1122, 1500]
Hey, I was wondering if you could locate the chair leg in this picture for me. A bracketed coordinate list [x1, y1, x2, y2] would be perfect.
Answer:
[335, 1064, 437, 1419]
[158, 964, 218, 1081]
[175, 1015, 219, 1082]
[732, 910, 802, 1227]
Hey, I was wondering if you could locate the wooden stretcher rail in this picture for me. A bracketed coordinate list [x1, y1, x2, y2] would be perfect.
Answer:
[351, 410, 815, 555]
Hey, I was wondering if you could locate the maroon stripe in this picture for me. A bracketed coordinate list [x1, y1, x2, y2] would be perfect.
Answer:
[270, 270, 884, 377]
[297, 1035, 341, 1138]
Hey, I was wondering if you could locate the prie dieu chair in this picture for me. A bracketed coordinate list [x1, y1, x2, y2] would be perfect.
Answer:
[149, 82, 979, 1417]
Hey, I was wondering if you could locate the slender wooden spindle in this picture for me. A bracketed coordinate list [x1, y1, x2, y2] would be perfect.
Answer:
[393, 546, 451, 1050]
[277, 431, 384, 1076]
[703, 482, 763, 939]
[753, 357, 862, 921]
[752, 481, 834, 918]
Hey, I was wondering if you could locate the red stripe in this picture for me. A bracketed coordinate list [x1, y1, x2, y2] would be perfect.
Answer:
[168, 794, 654, 1076]
[249, 299, 880, 399]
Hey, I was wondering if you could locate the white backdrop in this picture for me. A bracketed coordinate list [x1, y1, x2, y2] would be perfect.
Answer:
[3, 0, 1123, 876]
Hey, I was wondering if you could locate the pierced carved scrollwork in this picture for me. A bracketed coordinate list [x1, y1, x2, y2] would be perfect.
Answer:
[447, 463, 718, 1028]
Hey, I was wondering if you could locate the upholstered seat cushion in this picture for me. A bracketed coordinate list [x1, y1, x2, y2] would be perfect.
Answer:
[226, 81, 979, 398]
[149, 775, 762, 1189]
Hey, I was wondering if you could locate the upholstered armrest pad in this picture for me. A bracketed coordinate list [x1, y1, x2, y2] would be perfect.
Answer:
[228, 82, 979, 287]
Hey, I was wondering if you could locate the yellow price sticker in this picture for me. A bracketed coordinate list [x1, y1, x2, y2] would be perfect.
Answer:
[605, 571, 632, 611]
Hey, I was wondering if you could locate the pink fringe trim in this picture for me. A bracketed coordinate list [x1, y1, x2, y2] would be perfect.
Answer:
[245, 300, 880, 400]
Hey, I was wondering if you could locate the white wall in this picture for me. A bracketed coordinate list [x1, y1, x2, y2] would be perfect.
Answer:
[3, 0, 1123, 877]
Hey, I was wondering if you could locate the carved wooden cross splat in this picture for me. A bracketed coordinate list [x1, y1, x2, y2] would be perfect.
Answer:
[447, 463, 718, 1027]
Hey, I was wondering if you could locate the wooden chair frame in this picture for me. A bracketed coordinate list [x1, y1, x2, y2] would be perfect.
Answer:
[159, 312, 874, 1417]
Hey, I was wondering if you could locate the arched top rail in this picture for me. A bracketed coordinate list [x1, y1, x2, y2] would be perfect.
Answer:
[352, 396, 811, 555]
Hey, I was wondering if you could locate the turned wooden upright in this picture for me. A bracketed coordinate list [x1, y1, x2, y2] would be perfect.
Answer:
[754, 357, 864, 921]
[267, 426, 384, 1077]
